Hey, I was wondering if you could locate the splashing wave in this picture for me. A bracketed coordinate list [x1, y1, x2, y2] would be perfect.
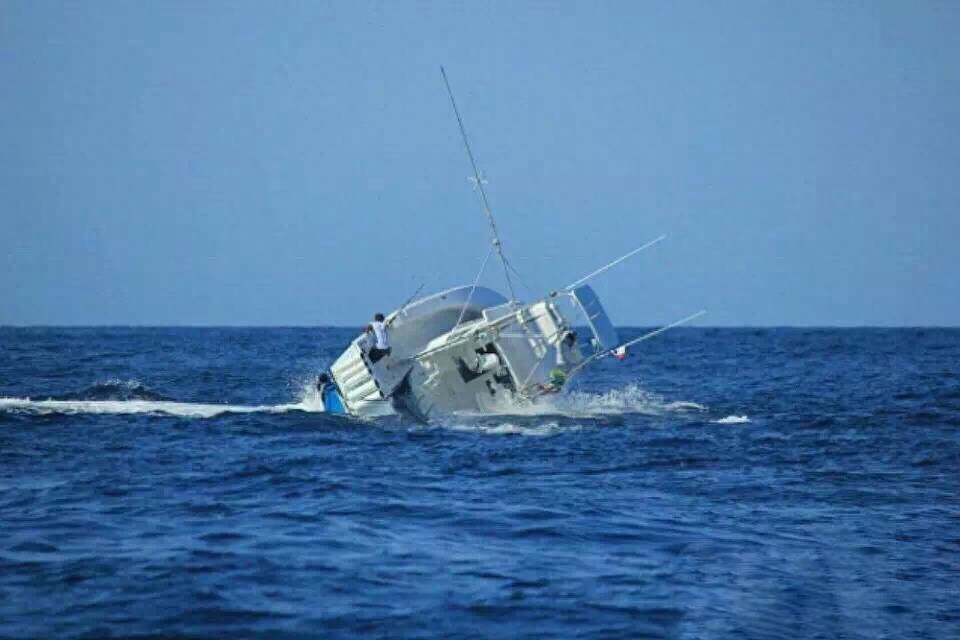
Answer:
[488, 383, 707, 418]
[445, 420, 572, 437]
[713, 414, 751, 424]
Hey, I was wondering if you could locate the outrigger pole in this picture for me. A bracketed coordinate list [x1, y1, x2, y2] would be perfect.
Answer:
[565, 233, 667, 291]
[566, 309, 707, 383]
[609, 309, 706, 353]
[440, 66, 519, 306]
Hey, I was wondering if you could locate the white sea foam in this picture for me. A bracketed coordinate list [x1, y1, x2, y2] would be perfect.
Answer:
[293, 378, 326, 413]
[438, 383, 706, 435]
[713, 414, 751, 424]
[93, 378, 146, 389]
[0, 397, 323, 419]
[514, 383, 706, 418]
[446, 420, 573, 437]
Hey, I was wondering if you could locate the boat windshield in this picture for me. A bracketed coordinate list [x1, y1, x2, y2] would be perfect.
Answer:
[569, 285, 619, 351]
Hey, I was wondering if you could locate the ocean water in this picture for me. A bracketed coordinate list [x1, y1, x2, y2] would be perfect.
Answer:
[0, 327, 958, 639]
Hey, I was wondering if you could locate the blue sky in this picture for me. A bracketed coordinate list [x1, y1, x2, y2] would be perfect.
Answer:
[2, 1, 958, 326]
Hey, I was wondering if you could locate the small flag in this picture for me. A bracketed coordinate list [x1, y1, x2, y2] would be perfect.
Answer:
[611, 346, 627, 361]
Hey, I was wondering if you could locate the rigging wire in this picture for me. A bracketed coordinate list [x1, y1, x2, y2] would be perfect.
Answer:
[440, 66, 519, 306]
[502, 255, 536, 298]
[454, 241, 496, 330]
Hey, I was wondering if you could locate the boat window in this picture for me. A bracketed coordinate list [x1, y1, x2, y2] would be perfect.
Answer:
[564, 286, 619, 351]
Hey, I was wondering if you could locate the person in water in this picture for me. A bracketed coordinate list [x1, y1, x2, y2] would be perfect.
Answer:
[315, 372, 346, 413]
[366, 312, 391, 364]
[316, 372, 331, 392]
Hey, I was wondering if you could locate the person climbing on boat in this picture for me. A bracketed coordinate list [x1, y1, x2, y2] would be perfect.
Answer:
[538, 368, 568, 395]
[536, 331, 581, 395]
[366, 312, 391, 364]
[556, 330, 582, 368]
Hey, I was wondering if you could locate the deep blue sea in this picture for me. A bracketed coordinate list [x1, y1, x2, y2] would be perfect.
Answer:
[0, 327, 958, 639]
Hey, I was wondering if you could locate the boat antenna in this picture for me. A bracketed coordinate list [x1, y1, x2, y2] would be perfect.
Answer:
[440, 66, 519, 306]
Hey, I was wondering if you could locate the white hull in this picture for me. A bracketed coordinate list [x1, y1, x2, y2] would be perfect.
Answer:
[328, 284, 618, 421]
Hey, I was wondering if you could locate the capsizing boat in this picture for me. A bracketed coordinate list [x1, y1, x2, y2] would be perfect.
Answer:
[316, 68, 703, 421]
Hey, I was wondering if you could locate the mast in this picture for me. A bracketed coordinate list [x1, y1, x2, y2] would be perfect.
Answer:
[440, 66, 519, 306]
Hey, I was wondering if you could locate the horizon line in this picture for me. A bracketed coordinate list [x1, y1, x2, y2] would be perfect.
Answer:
[2, 324, 959, 330]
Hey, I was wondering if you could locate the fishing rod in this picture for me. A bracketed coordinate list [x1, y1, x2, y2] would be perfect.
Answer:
[387, 282, 426, 328]
[440, 66, 519, 307]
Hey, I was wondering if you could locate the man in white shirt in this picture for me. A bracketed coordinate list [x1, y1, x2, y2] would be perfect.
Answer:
[366, 312, 391, 364]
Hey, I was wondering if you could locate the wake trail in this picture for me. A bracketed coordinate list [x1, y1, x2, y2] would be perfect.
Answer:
[0, 397, 324, 419]
[0, 380, 326, 419]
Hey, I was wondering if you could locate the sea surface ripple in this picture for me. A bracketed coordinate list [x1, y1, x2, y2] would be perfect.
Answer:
[1, 327, 958, 639]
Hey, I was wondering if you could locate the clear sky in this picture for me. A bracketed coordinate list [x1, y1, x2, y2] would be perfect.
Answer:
[2, 1, 957, 326]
